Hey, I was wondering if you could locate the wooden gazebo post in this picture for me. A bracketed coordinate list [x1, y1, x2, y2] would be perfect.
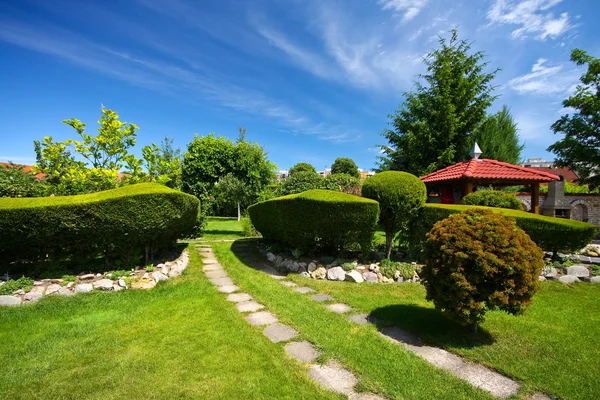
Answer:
[531, 182, 540, 214]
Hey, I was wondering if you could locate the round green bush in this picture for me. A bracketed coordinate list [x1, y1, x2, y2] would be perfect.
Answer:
[0, 183, 199, 270]
[421, 208, 544, 329]
[361, 171, 426, 258]
[275, 171, 322, 196]
[462, 190, 522, 210]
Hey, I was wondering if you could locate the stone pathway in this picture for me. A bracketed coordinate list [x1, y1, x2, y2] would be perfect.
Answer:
[229, 242, 553, 400]
[197, 243, 386, 400]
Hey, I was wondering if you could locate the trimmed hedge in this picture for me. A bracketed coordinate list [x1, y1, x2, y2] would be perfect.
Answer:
[405, 203, 598, 256]
[248, 189, 379, 253]
[0, 183, 199, 268]
[462, 190, 522, 210]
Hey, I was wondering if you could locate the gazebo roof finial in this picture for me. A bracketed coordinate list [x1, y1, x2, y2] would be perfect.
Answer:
[470, 142, 482, 160]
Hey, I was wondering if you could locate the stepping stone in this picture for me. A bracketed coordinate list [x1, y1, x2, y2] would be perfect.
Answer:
[227, 293, 252, 303]
[284, 341, 320, 363]
[245, 311, 278, 326]
[380, 326, 420, 345]
[203, 258, 219, 264]
[218, 285, 240, 293]
[326, 303, 352, 314]
[210, 277, 234, 286]
[280, 281, 298, 287]
[263, 323, 299, 343]
[202, 264, 222, 271]
[236, 301, 265, 313]
[529, 393, 552, 400]
[311, 293, 333, 302]
[293, 287, 316, 294]
[205, 270, 228, 279]
[308, 361, 358, 395]
[348, 393, 387, 400]
[348, 313, 371, 325]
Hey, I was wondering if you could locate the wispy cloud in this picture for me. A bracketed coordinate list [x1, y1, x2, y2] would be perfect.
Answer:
[487, 0, 574, 40]
[507, 58, 579, 95]
[378, 0, 429, 22]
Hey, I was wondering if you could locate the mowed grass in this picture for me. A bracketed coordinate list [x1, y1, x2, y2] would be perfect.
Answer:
[201, 217, 244, 239]
[0, 246, 340, 400]
[283, 261, 600, 400]
[214, 242, 494, 400]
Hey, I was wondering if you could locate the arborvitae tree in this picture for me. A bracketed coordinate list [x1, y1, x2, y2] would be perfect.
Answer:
[474, 105, 523, 164]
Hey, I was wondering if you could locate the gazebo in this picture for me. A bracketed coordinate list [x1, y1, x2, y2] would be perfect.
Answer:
[420, 144, 561, 214]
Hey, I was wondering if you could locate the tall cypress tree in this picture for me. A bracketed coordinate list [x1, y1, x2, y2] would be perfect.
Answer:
[379, 29, 498, 176]
[473, 105, 524, 164]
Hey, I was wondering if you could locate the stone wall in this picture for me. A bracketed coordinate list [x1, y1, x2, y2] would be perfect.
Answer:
[517, 193, 600, 226]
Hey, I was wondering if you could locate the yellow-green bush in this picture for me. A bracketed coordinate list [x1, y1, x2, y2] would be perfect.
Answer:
[248, 189, 379, 253]
[0, 183, 199, 268]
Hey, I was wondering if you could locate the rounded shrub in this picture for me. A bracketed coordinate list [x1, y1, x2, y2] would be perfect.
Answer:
[421, 208, 544, 329]
[462, 190, 522, 210]
[0, 183, 199, 270]
[248, 189, 379, 253]
[275, 171, 322, 196]
[361, 171, 426, 258]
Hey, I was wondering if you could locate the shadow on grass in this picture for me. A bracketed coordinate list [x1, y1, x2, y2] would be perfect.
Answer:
[370, 304, 496, 349]
[203, 229, 243, 236]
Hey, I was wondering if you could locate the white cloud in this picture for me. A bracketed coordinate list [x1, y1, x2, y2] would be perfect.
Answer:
[378, 0, 429, 22]
[508, 58, 579, 95]
[487, 0, 574, 40]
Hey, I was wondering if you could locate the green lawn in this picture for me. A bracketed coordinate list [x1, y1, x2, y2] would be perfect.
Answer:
[201, 217, 244, 239]
[0, 246, 339, 400]
[280, 254, 600, 400]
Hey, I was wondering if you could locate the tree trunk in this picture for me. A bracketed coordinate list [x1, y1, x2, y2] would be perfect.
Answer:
[237, 202, 241, 221]
[386, 231, 393, 259]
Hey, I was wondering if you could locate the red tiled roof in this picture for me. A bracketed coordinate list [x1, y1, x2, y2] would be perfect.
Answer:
[420, 158, 561, 183]
[0, 162, 46, 179]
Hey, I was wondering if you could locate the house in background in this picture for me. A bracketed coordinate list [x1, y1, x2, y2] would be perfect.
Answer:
[521, 158, 579, 183]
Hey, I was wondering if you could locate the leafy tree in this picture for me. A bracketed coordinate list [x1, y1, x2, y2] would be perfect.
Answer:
[142, 136, 182, 188]
[473, 106, 523, 164]
[0, 163, 45, 198]
[289, 162, 317, 175]
[320, 173, 361, 196]
[548, 49, 600, 185]
[231, 140, 277, 203]
[379, 29, 498, 176]
[215, 173, 249, 221]
[275, 171, 322, 196]
[331, 157, 360, 178]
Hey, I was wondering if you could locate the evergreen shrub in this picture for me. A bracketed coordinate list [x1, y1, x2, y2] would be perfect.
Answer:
[462, 190, 522, 210]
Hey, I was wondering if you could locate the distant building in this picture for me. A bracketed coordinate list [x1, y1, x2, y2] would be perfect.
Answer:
[318, 168, 331, 177]
[276, 170, 289, 181]
[521, 158, 579, 183]
[521, 158, 554, 168]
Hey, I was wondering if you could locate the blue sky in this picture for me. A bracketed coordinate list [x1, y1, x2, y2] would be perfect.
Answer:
[0, 0, 598, 172]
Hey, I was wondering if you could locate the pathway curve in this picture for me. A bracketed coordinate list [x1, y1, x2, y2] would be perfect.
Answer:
[230, 241, 552, 400]
[196, 243, 386, 400]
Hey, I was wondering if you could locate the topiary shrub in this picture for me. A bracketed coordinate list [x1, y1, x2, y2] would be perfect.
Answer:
[404, 203, 598, 257]
[462, 190, 522, 210]
[0, 183, 199, 271]
[248, 189, 379, 253]
[362, 171, 426, 258]
[421, 208, 545, 330]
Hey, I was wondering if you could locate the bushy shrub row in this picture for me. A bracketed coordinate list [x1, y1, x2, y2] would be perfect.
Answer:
[0, 183, 199, 270]
[462, 190, 522, 210]
[404, 203, 598, 256]
[248, 189, 379, 253]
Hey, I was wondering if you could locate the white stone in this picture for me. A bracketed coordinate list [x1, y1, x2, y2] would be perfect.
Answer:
[363, 271, 378, 283]
[538, 275, 546, 281]
[312, 267, 327, 280]
[307, 262, 317, 272]
[118, 279, 127, 288]
[345, 270, 364, 283]
[160, 266, 169, 275]
[543, 267, 558, 278]
[113, 284, 123, 292]
[79, 273, 95, 280]
[75, 283, 93, 293]
[66, 282, 75, 288]
[169, 265, 184, 277]
[591, 276, 600, 283]
[57, 287, 74, 296]
[95, 273, 102, 278]
[300, 271, 311, 278]
[24, 291, 43, 302]
[152, 271, 168, 282]
[327, 267, 346, 281]
[45, 284, 61, 295]
[559, 275, 580, 284]
[308, 362, 358, 395]
[0, 295, 21, 306]
[93, 279, 114, 291]
[567, 265, 590, 278]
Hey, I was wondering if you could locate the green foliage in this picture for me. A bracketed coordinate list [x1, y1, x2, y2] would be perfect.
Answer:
[276, 171, 323, 196]
[548, 49, 600, 185]
[241, 216, 260, 237]
[146, 265, 155, 272]
[0, 183, 199, 271]
[142, 136, 182, 188]
[215, 173, 250, 220]
[473, 105, 523, 164]
[462, 190, 522, 210]
[181, 133, 276, 212]
[0, 276, 34, 295]
[181, 207, 208, 239]
[331, 157, 360, 178]
[0, 163, 45, 198]
[405, 203, 599, 257]
[61, 274, 77, 283]
[380, 259, 416, 280]
[422, 209, 544, 327]
[320, 173, 362, 195]
[362, 171, 427, 258]
[248, 189, 379, 254]
[289, 162, 317, 175]
[379, 29, 498, 175]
